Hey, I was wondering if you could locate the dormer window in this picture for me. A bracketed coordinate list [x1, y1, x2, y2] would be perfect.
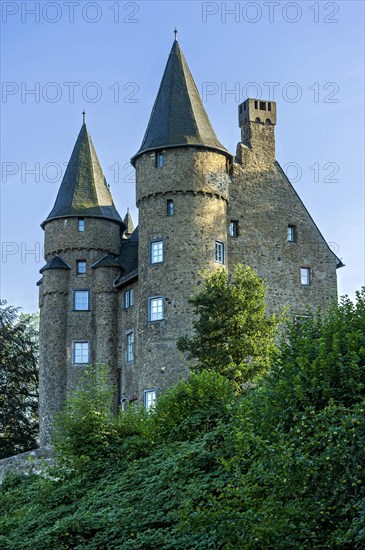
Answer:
[78, 218, 85, 232]
[155, 152, 164, 168]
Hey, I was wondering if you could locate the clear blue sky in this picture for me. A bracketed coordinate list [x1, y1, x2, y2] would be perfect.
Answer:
[1, 0, 364, 312]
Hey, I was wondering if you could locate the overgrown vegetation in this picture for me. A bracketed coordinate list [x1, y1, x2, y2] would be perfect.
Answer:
[1, 287, 364, 548]
[0, 301, 39, 458]
[177, 265, 280, 389]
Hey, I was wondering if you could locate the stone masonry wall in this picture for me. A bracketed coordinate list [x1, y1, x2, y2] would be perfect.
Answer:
[228, 139, 338, 317]
[39, 217, 122, 446]
[135, 148, 229, 400]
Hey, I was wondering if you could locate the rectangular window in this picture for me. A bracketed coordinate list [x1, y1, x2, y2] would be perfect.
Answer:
[78, 218, 85, 232]
[254, 100, 258, 109]
[74, 290, 90, 310]
[73, 342, 89, 364]
[300, 267, 311, 286]
[76, 260, 87, 274]
[150, 240, 164, 264]
[259, 101, 266, 110]
[229, 221, 238, 237]
[295, 315, 311, 326]
[126, 331, 134, 362]
[149, 297, 164, 321]
[124, 288, 135, 309]
[214, 241, 225, 264]
[155, 152, 164, 168]
[167, 199, 174, 216]
[287, 225, 296, 242]
[144, 389, 156, 410]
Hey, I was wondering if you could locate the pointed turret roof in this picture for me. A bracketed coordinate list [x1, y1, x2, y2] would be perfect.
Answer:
[131, 39, 231, 165]
[42, 122, 124, 228]
[123, 208, 135, 238]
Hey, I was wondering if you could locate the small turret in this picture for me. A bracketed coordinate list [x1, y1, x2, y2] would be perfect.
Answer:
[123, 208, 135, 239]
[237, 98, 277, 167]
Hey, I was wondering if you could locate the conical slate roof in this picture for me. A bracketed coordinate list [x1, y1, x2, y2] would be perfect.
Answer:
[42, 123, 124, 228]
[131, 39, 230, 165]
[123, 208, 135, 237]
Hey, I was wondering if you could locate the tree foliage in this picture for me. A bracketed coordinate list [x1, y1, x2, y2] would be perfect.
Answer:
[0, 301, 39, 458]
[177, 264, 280, 388]
[1, 290, 365, 548]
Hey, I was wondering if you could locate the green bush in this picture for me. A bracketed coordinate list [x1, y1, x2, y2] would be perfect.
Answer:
[153, 370, 235, 442]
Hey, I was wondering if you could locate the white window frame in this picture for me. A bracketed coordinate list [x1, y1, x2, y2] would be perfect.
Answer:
[150, 240, 164, 264]
[126, 330, 134, 363]
[76, 260, 87, 275]
[300, 267, 311, 286]
[287, 225, 296, 242]
[144, 389, 156, 410]
[214, 240, 225, 264]
[78, 218, 85, 232]
[148, 296, 164, 322]
[124, 288, 135, 309]
[74, 290, 90, 311]
[73, 341, 90, 364]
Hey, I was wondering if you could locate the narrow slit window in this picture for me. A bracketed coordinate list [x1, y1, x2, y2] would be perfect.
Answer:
[78, 218, 85, 232]
[155, 152, 164, 168]
[126, 331, 134, 363]
[167, 199, 174, 216]
[229, 221, 238, 238]
[287, 225, 296, 242]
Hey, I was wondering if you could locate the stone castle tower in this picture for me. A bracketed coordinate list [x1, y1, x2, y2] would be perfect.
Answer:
[38, 38, 343, 446]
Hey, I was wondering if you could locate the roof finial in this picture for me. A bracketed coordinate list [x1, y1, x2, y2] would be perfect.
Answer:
[174, 27, 178, 41]
[82, 109, 86, 124]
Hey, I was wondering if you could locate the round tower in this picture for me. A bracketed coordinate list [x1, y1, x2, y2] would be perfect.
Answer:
[131, 38, 232, 402]
[39, 120, 125, 447]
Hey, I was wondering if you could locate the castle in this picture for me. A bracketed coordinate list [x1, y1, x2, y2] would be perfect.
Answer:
[38, 37, 343, 446]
